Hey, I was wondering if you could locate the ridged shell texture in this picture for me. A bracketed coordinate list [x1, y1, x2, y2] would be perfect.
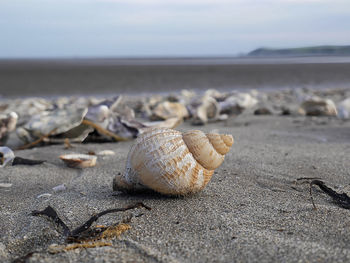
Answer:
[113, 128, 233, 195]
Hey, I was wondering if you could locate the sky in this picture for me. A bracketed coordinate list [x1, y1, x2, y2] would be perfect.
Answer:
[0, 0, 350, 58]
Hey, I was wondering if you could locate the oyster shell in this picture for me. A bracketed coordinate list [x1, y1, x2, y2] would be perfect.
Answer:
[192, 95, 221, 125]
[299, 97, 337, 116]
[151, 101, 189, 120]
[17, 107, 92, 143]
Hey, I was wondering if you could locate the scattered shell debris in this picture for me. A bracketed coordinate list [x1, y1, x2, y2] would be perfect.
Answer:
[0, 88, 348, 149]
[59, 154, 97, 168]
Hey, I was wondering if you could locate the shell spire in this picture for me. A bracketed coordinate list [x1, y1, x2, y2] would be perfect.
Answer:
[182, 130, 233, 171]
[113, 128, 234, 195]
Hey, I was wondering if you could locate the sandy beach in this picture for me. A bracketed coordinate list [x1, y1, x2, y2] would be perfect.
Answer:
[0, 58, 350, 262]
[1, 115, 350, 262]
[1, 57, 350, 97]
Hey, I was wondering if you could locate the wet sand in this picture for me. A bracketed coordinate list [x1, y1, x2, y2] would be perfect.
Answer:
[1, 57, 350, 97]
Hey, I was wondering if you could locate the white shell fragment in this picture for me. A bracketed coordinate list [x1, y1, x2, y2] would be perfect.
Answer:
[0, 183, 13, 188]
[97, 150, 116, 156]
[59, 154, 97, 168]
[192, 95, 221, 125]
[37, 193, 52, 198]
[0, 147, 15, 168]
[52, 184, 67, 192]
[337, 98, 350, 119]
[113, 128, 234, 195]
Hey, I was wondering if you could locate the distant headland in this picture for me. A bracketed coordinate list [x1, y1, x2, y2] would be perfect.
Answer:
[247, 45, 350, 57]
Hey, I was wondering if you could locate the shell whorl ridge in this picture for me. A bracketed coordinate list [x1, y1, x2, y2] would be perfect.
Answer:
[113, 128, 233, 195]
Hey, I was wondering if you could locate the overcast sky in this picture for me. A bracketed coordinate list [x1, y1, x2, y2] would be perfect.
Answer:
[0, 0, 349, 58]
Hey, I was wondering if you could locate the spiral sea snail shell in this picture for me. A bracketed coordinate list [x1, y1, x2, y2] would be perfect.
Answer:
[113, 128, 234, 195]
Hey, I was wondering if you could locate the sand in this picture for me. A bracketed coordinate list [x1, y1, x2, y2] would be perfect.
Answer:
[1, 58, 350, 97]
[1, 115, 350, 262]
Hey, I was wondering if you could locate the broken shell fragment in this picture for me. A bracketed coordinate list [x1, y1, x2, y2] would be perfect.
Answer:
[52, 184, 67, 192]
[0, 146, 15, 167]
[59, 154, 97, 168]
[113, 127, 234, 195]
[151, 101, 189, 120]
[337, 97, 350, 119]
[192, 95, 221, 125]
[97, 150, 116, 156]
[299, 97, 337, 116]
[219, 93, 258, 114]
[0, 112, 18, 145]
[17, 106, 91, 143]
[0, 183, 12, 188]
[142, 117, 182, 131]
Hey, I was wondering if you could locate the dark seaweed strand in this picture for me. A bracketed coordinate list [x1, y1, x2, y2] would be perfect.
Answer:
[310, 180, 350, 209]
[70, 202, 151, 237]
[12, 157, 45, 166]
[31, 206, 71, 236]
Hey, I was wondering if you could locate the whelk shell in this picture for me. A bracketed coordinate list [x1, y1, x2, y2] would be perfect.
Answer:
[113, 128, 234, 195]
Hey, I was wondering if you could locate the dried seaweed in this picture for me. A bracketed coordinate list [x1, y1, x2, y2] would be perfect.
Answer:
[12, 157, 45, 166]
[310, 180, 350, 210]
[16, 128, 58, 150]
[29, 203, 150, 255]
[69, 203, 150, 239]
[81, 119, 129, 142]
[48, 223, 132, 253]
[64, 138, 74, 149]
[31, 202, 151, 241]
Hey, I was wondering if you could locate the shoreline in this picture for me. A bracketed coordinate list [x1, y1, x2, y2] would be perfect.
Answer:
[2, 55, 350, 65]
[1, 58, 350, 97]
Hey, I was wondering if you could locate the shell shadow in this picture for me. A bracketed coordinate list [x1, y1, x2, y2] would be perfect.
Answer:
[111, 190, 196, 201]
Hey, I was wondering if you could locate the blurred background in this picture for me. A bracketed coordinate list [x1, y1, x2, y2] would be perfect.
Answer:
[0, 0, 350, 97]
